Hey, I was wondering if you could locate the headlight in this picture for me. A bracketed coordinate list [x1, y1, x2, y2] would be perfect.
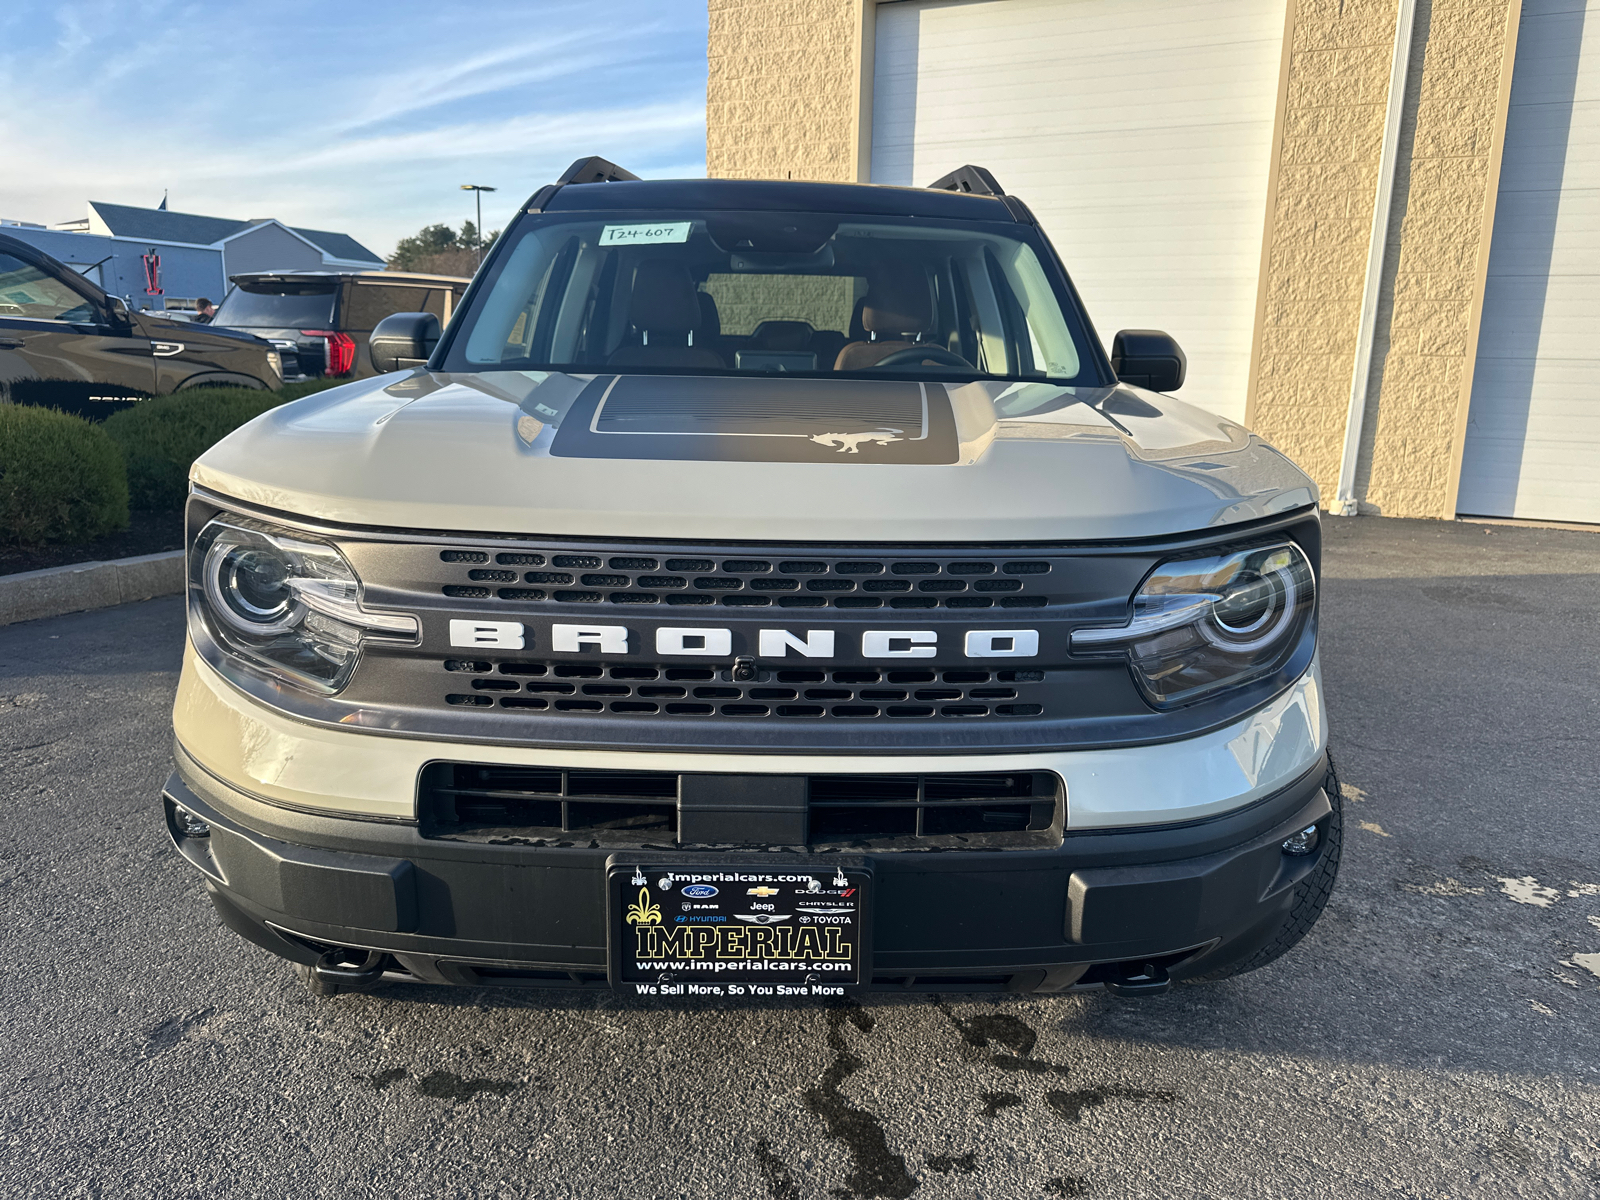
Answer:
[1072, 541, 1315, 706]
[190, 515, 417, 692]
[265, 348, 284, 381]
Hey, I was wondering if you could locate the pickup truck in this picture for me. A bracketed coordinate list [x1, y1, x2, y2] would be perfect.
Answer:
[0, 232, 280, 407]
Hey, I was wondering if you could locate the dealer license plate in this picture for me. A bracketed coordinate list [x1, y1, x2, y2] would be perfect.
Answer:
[608, 863, 869, 999]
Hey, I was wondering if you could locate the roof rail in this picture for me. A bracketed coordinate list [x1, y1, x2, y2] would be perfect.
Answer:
[927, 165, 1005, 197]
[557, 156, 641, 186]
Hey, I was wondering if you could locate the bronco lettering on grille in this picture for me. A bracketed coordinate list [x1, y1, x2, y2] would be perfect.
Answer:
[448, 622, 1040, 658]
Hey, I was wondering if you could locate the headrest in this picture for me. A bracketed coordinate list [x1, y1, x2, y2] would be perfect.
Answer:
[861, 267, 931, 335]
[696, 291, 721, 338]
[628, 260, 700, 334]
[748, 320, 814, 351]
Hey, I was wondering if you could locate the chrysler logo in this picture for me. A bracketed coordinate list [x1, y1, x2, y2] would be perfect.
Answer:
[447, 620, 1040, 659]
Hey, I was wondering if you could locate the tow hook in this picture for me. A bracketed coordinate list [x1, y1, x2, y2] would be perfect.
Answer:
[1103, 960, 1172, 997]
[313, 948, 388, 989]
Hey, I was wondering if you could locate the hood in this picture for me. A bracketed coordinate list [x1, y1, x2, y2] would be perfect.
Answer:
[191, 370, 1317, 542]
[136, 313, 270, 347]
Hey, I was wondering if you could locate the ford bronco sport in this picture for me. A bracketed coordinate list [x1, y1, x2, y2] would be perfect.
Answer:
[164, 157, 1337, 1000]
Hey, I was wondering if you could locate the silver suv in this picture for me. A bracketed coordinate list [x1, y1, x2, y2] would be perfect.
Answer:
[164, 156, 1337, 1001]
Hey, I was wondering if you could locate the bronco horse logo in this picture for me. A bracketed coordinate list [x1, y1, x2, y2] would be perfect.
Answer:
[810, 428, 904, 454]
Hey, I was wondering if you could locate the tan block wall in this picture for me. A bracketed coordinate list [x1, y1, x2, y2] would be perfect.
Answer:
[1357, 0, 1517, 516]
[1248, 0, 1404, 500]
[706, 0, 865, 181]
[1250, 0, 1520, 517]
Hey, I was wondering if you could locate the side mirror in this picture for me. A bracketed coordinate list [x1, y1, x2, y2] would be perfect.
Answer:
[104, 296, 131, 326]
[369, 312, 441, 373]
[1111, 330, 1186, 393]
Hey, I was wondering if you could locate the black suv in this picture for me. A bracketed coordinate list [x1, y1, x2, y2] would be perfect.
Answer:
[214, 271, 468, 382]
[0, 232, 281, 405]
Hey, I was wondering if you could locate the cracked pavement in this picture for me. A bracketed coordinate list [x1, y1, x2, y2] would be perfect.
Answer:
[1, 516, 1597, 1198]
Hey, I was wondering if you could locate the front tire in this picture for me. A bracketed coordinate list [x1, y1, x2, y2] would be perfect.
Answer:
[1190, 753, 1344, 982]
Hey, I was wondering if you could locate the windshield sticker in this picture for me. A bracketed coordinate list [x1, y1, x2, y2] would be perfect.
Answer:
[599, 223, 693, 247]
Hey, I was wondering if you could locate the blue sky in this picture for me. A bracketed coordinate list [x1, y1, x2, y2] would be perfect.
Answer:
[0, 0, 708, 257]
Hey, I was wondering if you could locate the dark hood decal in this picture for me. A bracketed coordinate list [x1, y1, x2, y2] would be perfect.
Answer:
[549, 374, 959, 463]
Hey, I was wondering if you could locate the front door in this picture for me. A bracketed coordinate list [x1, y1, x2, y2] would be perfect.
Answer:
[0, 250, 155, 408]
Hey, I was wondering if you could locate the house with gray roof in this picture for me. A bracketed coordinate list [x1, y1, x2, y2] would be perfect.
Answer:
[0, 200, 383, 313]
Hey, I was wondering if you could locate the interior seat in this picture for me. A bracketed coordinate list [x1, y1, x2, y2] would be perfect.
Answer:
[834, 267, 935, 371]
[811, 329, 848, 370]
[746, 320, 815, 351]
[607, 260, 724, 369]
[696, 291, 726, 358]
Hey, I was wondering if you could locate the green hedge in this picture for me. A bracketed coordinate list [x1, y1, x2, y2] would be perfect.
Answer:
[0, 405, 129, 545]
[103, 379, 344, 511]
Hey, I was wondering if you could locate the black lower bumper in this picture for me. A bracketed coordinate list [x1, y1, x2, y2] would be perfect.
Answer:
[164, 750, 1333, 994]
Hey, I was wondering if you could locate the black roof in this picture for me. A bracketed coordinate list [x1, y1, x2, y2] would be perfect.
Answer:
[540, 178, 1017, 221]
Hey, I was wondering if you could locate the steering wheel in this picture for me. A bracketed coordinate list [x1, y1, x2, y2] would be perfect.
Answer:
[869, 345, 973, 370]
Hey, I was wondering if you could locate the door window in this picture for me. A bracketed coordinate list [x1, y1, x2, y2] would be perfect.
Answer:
[344, 284, 434, 333]
[0, 253, 96, 323]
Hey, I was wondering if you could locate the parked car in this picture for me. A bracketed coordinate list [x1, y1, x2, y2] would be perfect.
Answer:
[0, 232, 281, 409]
[166, 157, 1337, 1002]
[212, 270, 468, 383]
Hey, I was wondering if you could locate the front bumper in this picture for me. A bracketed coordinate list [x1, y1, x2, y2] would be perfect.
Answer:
[166, 746, 1334, 994]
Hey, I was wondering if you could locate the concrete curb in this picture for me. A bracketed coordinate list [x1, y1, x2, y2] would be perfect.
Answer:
[0, 550, 185, 626]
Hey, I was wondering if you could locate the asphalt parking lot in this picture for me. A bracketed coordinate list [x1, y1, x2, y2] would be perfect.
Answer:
[2, 516, 1598, 1199]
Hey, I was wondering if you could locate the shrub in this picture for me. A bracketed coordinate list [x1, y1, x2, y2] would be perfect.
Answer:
[1, 379, 148, 420]
[0, 404, 129, 545]
[102, 379, 344, 511]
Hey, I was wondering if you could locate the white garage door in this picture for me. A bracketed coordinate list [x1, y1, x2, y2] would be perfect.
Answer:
[870, 0, 1287, 423]
[1458, 0, 1600, 523]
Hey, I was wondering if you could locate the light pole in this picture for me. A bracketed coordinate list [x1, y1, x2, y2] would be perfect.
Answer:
[459, 184, 497, 267]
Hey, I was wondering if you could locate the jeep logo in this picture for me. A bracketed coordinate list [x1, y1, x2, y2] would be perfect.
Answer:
[448, 622, 1039, 659]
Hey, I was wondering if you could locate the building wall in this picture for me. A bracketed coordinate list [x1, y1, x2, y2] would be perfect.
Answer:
[1358, 0, 1519, 516]
[1245, 0, 1519, 518]
[220, 224, 324, 279]
[1245, 0, 1401, 499]
[0, 226, 225, 309]
[706, 0, 866, 180]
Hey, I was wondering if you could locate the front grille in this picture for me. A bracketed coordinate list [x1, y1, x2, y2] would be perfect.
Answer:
[424, 764, 679, 837]
[420, 764, 1061, 849]
[807, 772, 1057, 842]
[439, 659, 1047, 720]
[433, 549, 1053, 610]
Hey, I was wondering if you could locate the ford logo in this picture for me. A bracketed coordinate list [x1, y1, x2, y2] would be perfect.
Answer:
[682, 884, 718, 898]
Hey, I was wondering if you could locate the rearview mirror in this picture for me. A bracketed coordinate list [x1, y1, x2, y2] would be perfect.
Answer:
[1111, 330, 1186, 393]
[369, 312, 441, 374]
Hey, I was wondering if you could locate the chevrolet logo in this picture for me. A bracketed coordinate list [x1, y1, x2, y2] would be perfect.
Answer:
[747, 886, 779, 897]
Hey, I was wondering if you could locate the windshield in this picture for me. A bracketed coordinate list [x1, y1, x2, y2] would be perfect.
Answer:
[442, 210, 1099, 384]
[215, 284, 337, 328]
[0, 253, 96, 323]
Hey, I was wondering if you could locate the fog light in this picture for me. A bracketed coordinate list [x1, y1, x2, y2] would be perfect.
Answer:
[176, 807, 211, 838]
[1281, 825, 1318, 856]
